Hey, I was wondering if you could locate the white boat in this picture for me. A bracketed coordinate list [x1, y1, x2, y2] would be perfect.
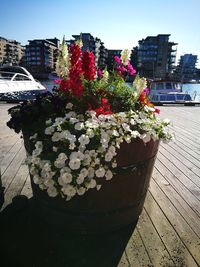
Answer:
[149, 80, 196, 106]
[0, 66, 46, 102]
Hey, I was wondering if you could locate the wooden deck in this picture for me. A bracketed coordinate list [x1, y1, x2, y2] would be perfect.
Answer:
[0, 103, 200, 267]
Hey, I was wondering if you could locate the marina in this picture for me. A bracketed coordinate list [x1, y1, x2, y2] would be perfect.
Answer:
[0, 104, 200, 266]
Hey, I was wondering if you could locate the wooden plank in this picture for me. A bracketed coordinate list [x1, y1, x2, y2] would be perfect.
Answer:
[152, 168, 200, 238]
[118, 252, 130, 267]
[0, 139, 23, 174]
[157, 150, 200, 201]
[155, 159, 200, 216]
[170, 137, 200, 158]
[1, 146, 26, 191]
[2, 164, 29, 209]
[136, 208, 174, 266]
[125, 228, 152, 266]
[20, 174, 32, 198]
[145, 193, 199, 267]
[161, 142, 200, 176]
[148, 180, 200, 264]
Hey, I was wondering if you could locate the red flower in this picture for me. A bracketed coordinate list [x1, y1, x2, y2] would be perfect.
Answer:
[82, 51, 96, 81]
[69, 44, 83, 97]
[60, 79, 70, 92]
[155, 107, 160, 114]
[87, 97, 112, 116]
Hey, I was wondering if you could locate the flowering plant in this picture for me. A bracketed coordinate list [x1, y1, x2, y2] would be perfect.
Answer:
[7, 37, 172, 201]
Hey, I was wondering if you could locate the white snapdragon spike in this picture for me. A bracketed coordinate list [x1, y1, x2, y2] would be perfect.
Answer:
[56, 37, 70, 79]
[120, 49, 131, 66]
[101, 69, 109, 83]
[133, 76, 147, 95]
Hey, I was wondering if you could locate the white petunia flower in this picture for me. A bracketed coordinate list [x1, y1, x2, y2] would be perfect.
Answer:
[33, 174, 42, 184]
[105, 170, 113, 180]
[61, 172, 73, 184]
[105, 152, 113, 162]
[47, 186, 58, 197]
[77, 187, 86, 196]
[141, 133, 151, 143]
[66, 103, 73, 110]
[52, 132, 61, 142]
[80, 168, 89, 178]
[44, 179, 55, 187]
[96, 184, 102, 191]
[29, 133, 38, 140]
[45, 119, 52, 125]
[45, 126, 55, 135]
[69, 158, 81, 170]
[60, 167, 71, 174]
[76, 174, 84, 185]
[70, 151, 84, 160]
[95, 167, 106, 178]
[86, 128, 94, 138]
[75, 122, 85, 131]
[54, 160, 65, 169]
[83, 154, 92, 166]
[88, 167, 95, 178]
[30, 165, 38, 176]
[87, 179, 97, 188]
[62, 184, 76, 197]
[53, 146, 58, 152]
[78, 134, 90, 146]
[58, 153, 68, 161]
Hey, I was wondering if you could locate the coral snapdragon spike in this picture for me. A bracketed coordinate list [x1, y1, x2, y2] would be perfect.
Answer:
[82, 51, 96, 81]
[69, 44, 83, 97]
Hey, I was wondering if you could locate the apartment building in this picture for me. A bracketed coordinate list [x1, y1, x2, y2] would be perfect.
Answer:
[175, 54, 198, 82]
[24, 38, 59, 76]
[0, 37, 24, 66]
[136, 34, 177, 79]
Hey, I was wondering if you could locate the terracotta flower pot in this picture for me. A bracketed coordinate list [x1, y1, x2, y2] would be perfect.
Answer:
[24, 135, 159, 234]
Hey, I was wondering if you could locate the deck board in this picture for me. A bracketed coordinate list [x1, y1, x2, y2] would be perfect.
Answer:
[0, 104, 200, 266]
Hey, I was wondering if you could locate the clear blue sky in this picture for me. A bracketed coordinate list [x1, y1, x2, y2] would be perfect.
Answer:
[1, 0, 200, 66]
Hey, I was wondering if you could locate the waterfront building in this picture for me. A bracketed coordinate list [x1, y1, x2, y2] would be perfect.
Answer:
[136, 34, 177, 79]
[67, 33, 108, 69]
[24, 38, 59, 77]
[0, 37, 24, 66]
[174, 54, 198, 82]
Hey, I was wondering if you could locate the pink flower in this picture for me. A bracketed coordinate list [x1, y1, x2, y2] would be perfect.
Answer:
[114, 56, 121, 64]
[97, 68, 103, 78]
[127, 62, 136, 76]
[54, 79, 61, 84]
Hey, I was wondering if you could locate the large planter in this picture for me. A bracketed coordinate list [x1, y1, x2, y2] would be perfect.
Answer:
[24, 136, 159, 234]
